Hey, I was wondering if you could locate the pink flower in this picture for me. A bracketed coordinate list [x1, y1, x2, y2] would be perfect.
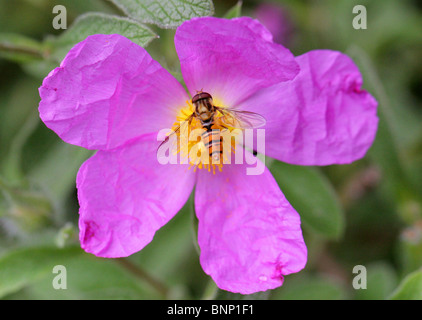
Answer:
[38, 17, 378, 294]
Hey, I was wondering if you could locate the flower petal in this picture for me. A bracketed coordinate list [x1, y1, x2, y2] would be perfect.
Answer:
[238, 50, 378, 165]
[39, 34, 188, 150]
[175, 17, 299, 106]
[77, 133, 195, 258]
[195, 155, 307, 294]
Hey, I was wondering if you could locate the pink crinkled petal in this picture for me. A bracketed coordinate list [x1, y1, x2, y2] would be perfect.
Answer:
[175, 17, 299, 106]
[238, 49, 378, 165]
[233, 16, 274, 42]
[39, 34, 188, 150]
[195, 153, 307, 294]
[77, 133, 195, 258]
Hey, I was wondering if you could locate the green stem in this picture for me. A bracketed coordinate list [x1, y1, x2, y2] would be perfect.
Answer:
[0, 176, 13, 203]
[115, 258, 170, 298]
[5, 110, 40, 183]
[201, 279, 219, 300]
[0, 42, 44, 59]
[189, 190, 201, 256]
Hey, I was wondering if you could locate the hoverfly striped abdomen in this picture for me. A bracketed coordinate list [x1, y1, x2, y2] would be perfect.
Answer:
[202, 129, 223, 163]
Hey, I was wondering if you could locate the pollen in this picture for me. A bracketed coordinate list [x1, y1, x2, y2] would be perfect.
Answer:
[167, 99, 239, 174]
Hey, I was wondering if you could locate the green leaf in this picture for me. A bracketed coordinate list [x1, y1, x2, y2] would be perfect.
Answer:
[0, 246, 160, 299]
[48, 12, 158, 62]
[223, 1, 242, 19]
[270, 161, 345, 239]
[28, 142, 93, 204]
[0, 246, 81, 298]
[108, 0, 214, 28]
[24, 256, 161, 299]
[271, 275, 347, 300]
[389, 270, 422, 300]
[0, 177, 53, 231]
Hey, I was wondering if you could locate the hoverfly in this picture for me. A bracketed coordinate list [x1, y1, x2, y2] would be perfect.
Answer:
[157, 91, 266, 164]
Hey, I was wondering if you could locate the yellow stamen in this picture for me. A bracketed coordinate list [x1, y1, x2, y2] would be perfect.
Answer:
[169, 99, 239, 174]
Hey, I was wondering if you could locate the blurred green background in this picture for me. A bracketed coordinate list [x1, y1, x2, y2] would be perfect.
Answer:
[0, 0, 422, 300]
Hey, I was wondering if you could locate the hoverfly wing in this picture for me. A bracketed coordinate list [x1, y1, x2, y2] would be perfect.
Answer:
[215, 107, 266, 129]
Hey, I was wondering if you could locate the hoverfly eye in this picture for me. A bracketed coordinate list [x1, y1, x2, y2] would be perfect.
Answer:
[192, 92, 212, 104]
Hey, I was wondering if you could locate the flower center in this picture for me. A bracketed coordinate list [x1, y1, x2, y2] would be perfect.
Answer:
[169, 97, 239, 174]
